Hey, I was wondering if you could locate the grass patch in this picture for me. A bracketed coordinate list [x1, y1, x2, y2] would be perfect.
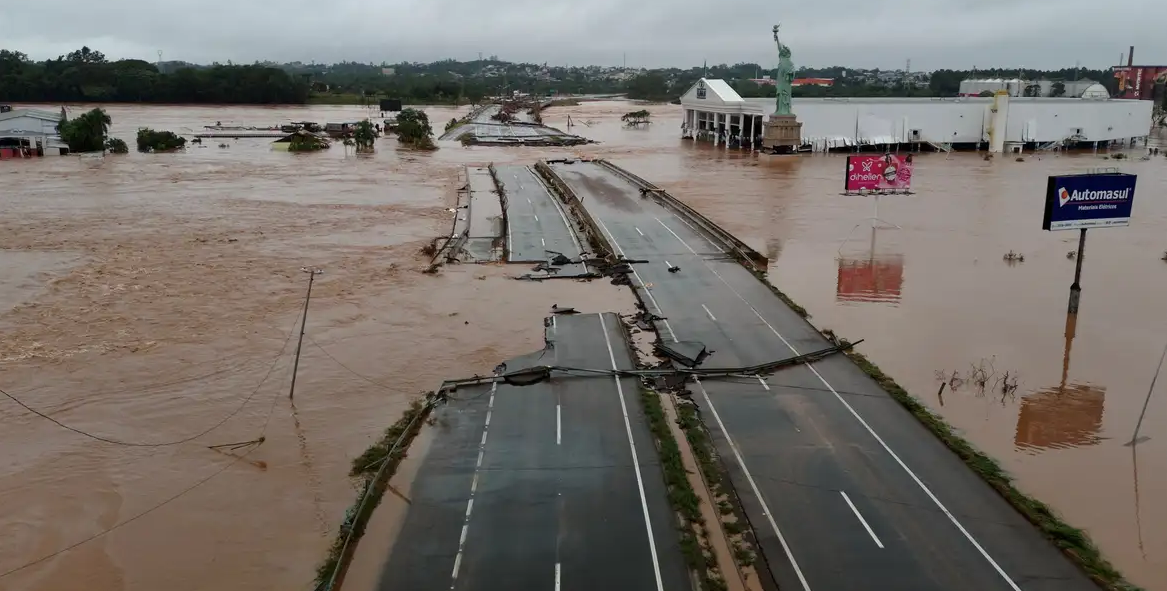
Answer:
[638, 385, 719, 587]
[836, 340, 1142, 591]
[314, 397, 432, 590]
[751, 268, 809, 318]
[676, 397, 764, 579]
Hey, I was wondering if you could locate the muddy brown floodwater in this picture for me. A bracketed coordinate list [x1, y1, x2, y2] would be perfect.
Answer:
[1, 101, 1165, 590]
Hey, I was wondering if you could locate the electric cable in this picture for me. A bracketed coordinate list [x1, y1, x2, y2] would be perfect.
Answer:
[305, 334, 394, 391]
[0, 315, 300, 447]
[0, 431, 266, 580]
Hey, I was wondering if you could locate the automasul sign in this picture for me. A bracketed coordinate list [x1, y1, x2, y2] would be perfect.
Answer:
[1042, 173, 1138, 231]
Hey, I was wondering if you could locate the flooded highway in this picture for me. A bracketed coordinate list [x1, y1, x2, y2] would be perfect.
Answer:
[1, 101, 1165, 590]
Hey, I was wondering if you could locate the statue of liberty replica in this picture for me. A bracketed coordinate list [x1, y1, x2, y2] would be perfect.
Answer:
[761, 24, 803, 153]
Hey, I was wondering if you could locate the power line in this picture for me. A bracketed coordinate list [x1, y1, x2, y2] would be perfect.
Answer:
[0, 435, 265, 580]
[0, 315, 300, 447]
[306, 334, 393, 391]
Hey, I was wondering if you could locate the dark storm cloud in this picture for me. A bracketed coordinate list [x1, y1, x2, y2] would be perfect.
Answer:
[2, 0, 1161, 69]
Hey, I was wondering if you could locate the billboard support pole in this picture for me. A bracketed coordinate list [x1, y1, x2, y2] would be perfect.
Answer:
[1068, 228, 1087, 314]
[870, 194, 901, 229]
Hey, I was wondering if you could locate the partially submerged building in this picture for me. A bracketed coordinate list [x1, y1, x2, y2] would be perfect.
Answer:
[271, 130, 331, 151]
[0, 106, 69, 158]
[677, 78, 1153, 153]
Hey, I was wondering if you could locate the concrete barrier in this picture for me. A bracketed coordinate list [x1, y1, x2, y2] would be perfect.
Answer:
[533, 160, 613, 258]
[594, 159, 768, 271]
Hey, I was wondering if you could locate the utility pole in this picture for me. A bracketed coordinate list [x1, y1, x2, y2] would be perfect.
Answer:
[1067, 229, 1086, 314]
[288, 267, 323, 400]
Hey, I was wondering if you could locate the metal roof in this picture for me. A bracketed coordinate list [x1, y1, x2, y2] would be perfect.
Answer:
[701, 79, 744, 102]
[0, 108, 62, 123]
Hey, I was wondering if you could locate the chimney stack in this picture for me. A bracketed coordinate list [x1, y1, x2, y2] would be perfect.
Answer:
[1128, 46, 1135, 67]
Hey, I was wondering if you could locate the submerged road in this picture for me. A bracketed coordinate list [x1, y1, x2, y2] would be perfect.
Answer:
[548, 160, 1097, 591]
[494, 165, 587, 266]
[377, 312, 689, 591]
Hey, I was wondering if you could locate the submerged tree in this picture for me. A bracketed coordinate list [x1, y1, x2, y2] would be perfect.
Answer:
[288, 132, 331, 152]
[621, 109, 652, 126]
[353, 119, 377, 153]
[57, 108, 111, 153]
[396, 108, 436, 150]
[105, 137, 129, 153]
[136, 128, 187, 152]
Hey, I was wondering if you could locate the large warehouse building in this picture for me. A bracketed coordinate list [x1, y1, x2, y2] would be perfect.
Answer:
[678, 78, 1153, 153]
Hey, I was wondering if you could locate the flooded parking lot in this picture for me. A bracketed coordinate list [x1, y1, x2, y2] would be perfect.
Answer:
[1, 100, 1164, 590]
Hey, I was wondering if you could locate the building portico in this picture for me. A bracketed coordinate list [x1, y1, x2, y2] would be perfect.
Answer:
[679, 79, 766, 150]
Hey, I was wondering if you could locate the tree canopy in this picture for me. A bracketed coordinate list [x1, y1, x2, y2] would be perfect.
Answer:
[58, 107, 111, 153]
[1, 47, 1124, 105]
[1, 47, 308, 103]
[395, 109, 436, 150]
[353, 120, 377, 152]
[136, 128, 187, 152]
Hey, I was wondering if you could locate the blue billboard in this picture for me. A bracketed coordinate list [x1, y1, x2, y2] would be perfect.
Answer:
[1042, 173, 1138, 231]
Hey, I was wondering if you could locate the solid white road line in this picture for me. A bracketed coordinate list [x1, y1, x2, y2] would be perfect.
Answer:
[598, 313, 665, 591]
[636, 227, 645, 236]
[592, 217, 678, 342]
[840, 491, 884, 549]
[696, 378, 812, 591]
[660, 212, 724, 253]
[756, 376, 770, 391]
[654, 217, 1024, 591]
[556, 404, 562, 445]
[701, 304, 717, 321]
[450, 381, 497, 588]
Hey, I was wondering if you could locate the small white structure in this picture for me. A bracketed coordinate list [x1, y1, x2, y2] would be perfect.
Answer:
[678, 78, 1154, 153]
[0, 106, 68, 157]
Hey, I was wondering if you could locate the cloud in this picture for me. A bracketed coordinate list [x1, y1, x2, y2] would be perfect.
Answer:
[2, 0, 1160, 70]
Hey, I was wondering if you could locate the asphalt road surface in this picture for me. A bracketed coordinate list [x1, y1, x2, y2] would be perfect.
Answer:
[377, 312, 690, 591]
[494, 165, 587, 273]
[548, 160, 1098, 591]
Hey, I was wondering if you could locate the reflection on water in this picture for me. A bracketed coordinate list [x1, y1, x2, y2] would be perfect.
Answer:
[836, 256, 905, 305]
[1015, 312, 1106, 453]
[835, 227, 904, 305]
[1015, 383, 1107, 452]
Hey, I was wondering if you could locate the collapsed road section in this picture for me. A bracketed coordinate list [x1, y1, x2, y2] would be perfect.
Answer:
[377, 312, 691, 591]
[540, 159, 1100, 591]
[439, 103, 590, 147]
[444, 166, 504, 263]
[493, 164, 589, 276]
[438, 165, 593, 279]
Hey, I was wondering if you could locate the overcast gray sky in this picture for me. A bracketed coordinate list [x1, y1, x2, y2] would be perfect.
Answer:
[2, 0, 1161, 70]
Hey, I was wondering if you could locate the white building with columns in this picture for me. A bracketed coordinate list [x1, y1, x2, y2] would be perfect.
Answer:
[678, 78, 1153, 153]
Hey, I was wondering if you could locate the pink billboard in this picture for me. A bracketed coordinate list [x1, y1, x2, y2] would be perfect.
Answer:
[845, 154, 914, 192]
